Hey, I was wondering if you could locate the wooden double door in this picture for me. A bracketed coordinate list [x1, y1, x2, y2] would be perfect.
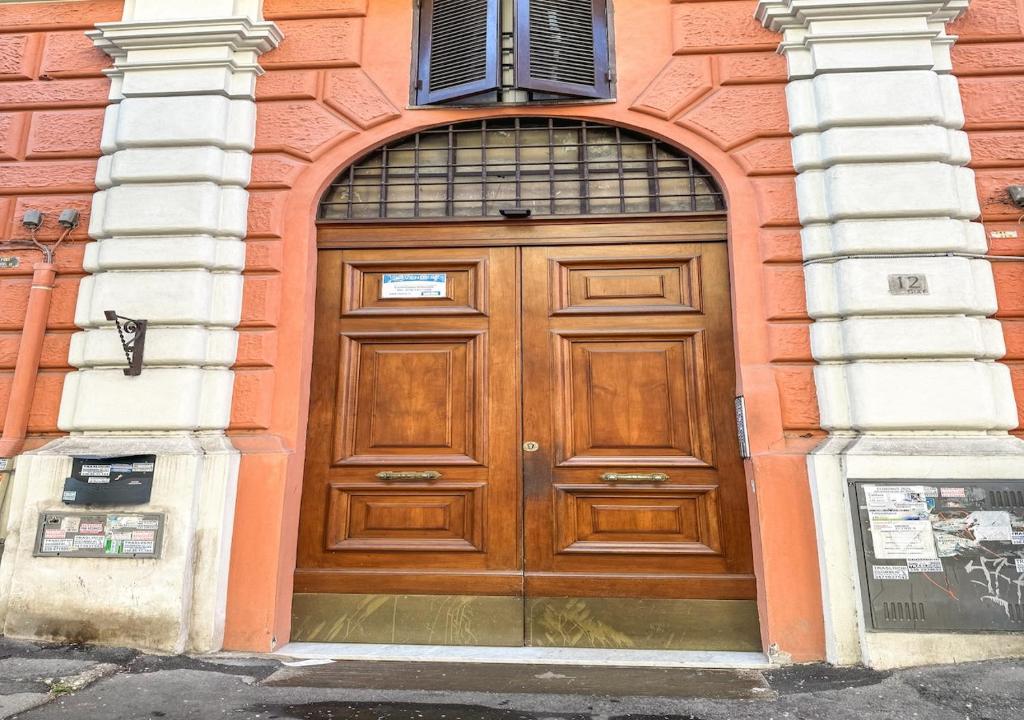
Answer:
[296, 233, 756, 646]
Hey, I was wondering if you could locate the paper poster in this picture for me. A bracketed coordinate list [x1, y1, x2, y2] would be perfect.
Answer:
[381, 273, 447, 299]
[873, 565, 910, 581]
[864, 485, 937, 559]
[907, 558, 944, 573]
[967, 511, 1013, 542]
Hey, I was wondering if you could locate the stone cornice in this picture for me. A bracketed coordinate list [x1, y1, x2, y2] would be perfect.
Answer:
[756, 0, 970, 32]
[87, 17, 283, 59]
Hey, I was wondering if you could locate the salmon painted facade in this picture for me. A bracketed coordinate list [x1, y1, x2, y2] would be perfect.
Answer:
[0, 0, 1021, 669]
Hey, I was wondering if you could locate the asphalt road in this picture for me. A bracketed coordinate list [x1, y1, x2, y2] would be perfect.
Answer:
[0, 639, 1021, 719]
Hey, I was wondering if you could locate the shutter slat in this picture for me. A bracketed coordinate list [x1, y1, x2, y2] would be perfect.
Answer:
[417, 0, 500, 104]
[516, 0, 611, 98]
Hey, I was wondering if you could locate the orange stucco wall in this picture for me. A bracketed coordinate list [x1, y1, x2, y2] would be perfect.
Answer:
[0, 1, 121, 448]
[952, 0, 1024, 439]
[224, 0, 827, 661]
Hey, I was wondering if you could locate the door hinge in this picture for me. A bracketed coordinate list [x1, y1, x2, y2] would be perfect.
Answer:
[735, 396, 751, 460]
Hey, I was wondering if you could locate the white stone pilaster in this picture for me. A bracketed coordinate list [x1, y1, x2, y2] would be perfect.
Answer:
[757, 0, 1024, 667]
[0, 1, 280, 653]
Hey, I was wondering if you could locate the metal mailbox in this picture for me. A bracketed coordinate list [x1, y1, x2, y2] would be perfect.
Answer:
[62, 455, 155, 506]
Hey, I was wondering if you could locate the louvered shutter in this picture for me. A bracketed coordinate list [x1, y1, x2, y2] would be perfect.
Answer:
[417, 0, 501, 104]
[515, 0, 610, 99]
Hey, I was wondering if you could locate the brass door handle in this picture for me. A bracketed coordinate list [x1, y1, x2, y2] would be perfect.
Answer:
[376, 471, 442, 482]
[600, 472, 669, 483]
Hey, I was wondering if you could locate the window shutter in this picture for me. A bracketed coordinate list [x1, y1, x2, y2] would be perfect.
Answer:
[515, 0, 610, 99]
[417, 0, 501, 104]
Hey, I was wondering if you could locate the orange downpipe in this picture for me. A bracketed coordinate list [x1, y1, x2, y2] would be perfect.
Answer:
[0, 262, 56, 458]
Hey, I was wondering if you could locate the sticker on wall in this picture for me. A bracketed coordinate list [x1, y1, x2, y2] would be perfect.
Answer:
[34, 512, 164, 559]
[0, 257, 19, 269]
[381, 273, 447, 299]
[906, 558, 943, 573]
[873, 565, 910, 581]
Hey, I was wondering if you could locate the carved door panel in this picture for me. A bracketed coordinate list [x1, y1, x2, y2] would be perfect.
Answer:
[521, 243, 755, 600]
[296, 247, 521, 596]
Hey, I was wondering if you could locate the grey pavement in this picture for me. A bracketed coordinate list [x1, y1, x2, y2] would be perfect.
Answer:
[0, 638, 1019, 719]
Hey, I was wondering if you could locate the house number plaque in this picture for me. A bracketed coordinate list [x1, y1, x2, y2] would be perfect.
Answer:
[888, 274, 929, 295]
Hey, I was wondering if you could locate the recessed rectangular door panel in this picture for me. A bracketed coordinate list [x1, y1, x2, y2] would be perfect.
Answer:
[522, 243, 754, 599]
[297, 248, 521, 595]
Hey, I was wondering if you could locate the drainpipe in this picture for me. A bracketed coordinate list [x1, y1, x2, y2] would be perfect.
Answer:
[0, 261, 57, 459]
[0, 209, 78, 461]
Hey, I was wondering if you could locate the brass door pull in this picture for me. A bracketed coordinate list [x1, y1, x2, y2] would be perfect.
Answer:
[376, 471, 442, 482]
[600, 472, 669, 483]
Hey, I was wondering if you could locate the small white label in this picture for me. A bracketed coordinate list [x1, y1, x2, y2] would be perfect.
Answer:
[79, 464, 110, 477]
[121, 540, 155, 555]
[62, 491, 77, 502]
[381, 273, 447, 299]
[41, 539, 74, 553]
[873, 565, 910, 581]
[907, 558, 944, 573]
[73, 535, 104, 550]
[990, 230, 1019, 239]
[1012, 532, 1024, 545]
[939, 487, 966, 498]
[1017, 559, 1024, 573]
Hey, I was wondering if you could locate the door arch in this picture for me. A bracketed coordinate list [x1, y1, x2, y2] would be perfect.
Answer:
[291, 117, 760, 651]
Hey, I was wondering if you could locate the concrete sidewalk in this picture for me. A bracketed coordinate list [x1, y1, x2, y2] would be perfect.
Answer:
[0, 638, 1020, 719]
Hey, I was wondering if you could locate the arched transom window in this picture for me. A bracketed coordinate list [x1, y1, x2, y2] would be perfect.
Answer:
[318, 118, 725, 221]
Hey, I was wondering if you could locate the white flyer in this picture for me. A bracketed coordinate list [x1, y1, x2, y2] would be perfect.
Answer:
[864, 485, 937, 559]
[967, 511, 1013, 542]
[381, 273, 447, 299]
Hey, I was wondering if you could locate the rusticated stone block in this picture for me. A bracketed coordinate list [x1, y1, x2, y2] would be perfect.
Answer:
[975, 168, 1024, 221]
[235, 330, 279, 368]
[0, 112, 28, 161]
[678, 85, 789, 149]
[247, 191, 287, 238]
[968, 131, 1024, 167]
[961, 77, 1024, 126]
[751, 176, 800, 226]
[230, 368, 276, 431]
[48, 276, 81, 330]
[38, 332, 73, 370]
[952, 41, 1024, 76]
[768, 323, 813, 363]
[27, 371, 66, 433]
[40, 30, 111, 78]
[774, 365, 821, 430]
[324, 68, 400, 129]
[993, 262, 1024, 317]
[949, 0, 1024, 39]
[0, 160, 97, 194]
[718, 52, 788, 85]
[264, 0, 367, 19]
[0, 1, 122, 30]
[1001, 320, 1024, 359]
[263, 19, 362, 67]
[239, 274, 283, 328]
[13, 194, 93, 241]
[630, 56, 712, 120]
[672, 1, 779, 53]
[759, 228, 803, 263]
[732, 137, 794, 176]
[0, 34, 35, 80]
[0, 79, 111, 109]
[255, 101, 355, 159]
[256, 70, 319, 101]
[249, 154, 307, 189]
[27, 109, 105, 158]
[0, 277, 30, 329]
[244, 240, 285, 273]
[0, 197, 12, 239]
[763, 264, 809, 321]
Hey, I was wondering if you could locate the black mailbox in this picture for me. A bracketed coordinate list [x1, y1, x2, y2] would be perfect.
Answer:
[62, 455, 156, 506]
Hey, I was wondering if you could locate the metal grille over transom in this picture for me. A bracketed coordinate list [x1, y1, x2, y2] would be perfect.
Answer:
[318, 118, 726, 221]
